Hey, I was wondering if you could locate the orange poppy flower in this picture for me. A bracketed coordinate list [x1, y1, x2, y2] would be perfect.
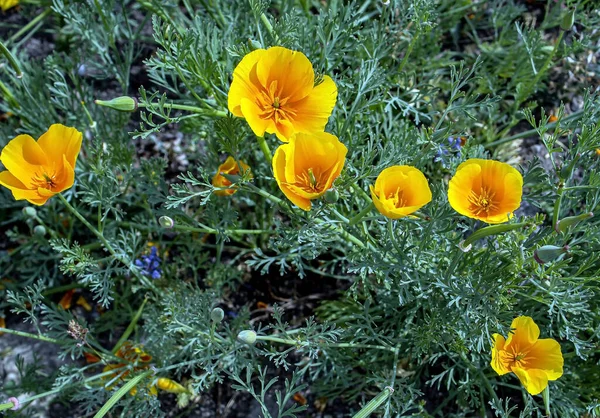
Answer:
[212, 156, 251, 196]
[0, 124, 82, 205]
[491, 316, 563, 395]
[370, 166, 432, 219]
[272, 132, 347, 211]
[448, 159, 523, 224]
[228, 46, 337, 142]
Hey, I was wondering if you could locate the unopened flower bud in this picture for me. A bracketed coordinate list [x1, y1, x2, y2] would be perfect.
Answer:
[33, 225, 46, 237]
[324, 188, 339, 204]
[560, 9, 575, 31]
[533, 245, 569, 264]
[22, 207, 37, 218]
[237, 330, 257, 345]
[158, 215, 174, 229]
[211, 307, 224, 323]
[95, 96, 138, 112]
[248, 39, 262, 51]
[555, 212, 593, 233]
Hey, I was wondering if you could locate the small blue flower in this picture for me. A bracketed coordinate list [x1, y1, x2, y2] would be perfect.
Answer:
[134, 246, 162, 279]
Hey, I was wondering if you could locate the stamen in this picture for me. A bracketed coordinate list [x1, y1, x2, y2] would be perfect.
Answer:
[468, 186, 497, 215]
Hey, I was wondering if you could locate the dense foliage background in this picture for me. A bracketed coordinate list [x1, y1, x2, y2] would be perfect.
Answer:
[1, 0, 599, 416]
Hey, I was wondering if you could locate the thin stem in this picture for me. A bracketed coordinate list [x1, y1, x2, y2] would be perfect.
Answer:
[552, 187, 563, 232]
[0, 327, 64, 344]
[350, 202, 374, 225]
[0, 39, 22, 77]
[352, 387, 395, 418]
[486, 109, 583, 148]
[255, 335, 396, 353]
[7, 9, 51, 45]
[256, 136, 272, 163]
[259, 13, 280, 42]
[57, 194, 158, 292]
[137, 102, 227, 117]
[119, 221, 270, 236]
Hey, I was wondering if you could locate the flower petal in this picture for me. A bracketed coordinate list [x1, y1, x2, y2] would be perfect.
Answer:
[228, 49, 265, 116]
[37, 124, 83, 169]
[490, 334, 511, 376]
[290, 75, 337, 134]
[240, 98, 271, 137]
[526, 338, 563, 380]
[512, 366, 549, 395]
[0, 134, 47, 188]
[256, 46, 314, 101]
[0, 169, 48, 205]
[272, 144, 311, 211]
[505, 316, 540, 350]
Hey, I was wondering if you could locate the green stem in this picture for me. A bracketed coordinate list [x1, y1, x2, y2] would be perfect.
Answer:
[397, 30, 418, 73]
[460, 222, 530, 251]
[486, 110, 583, 148]
[119, 221, 270, 236]
[7, 9, 51, 45]
[256, 136, 272, 163]
[259, 13, 280, 42]
[0, 327, 64, 344]
[0, 39, 23, 78]
[255, 335, 396, 353]
[0, 401, 16, 412]
[552, 187, 563, 233]
[352, 386, 395, 418]
[137, 102, 227, 117]
[112, 298, 148, 354]
[57, 194, 158, 292]
[349, 202, 374, 225]
[42, 282, 86, 296]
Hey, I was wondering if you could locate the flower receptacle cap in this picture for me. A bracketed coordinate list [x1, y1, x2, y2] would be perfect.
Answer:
[211, 307, 225, 323]
[237, 330, 257, 345]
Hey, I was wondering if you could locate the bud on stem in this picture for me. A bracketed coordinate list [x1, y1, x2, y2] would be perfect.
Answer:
[555, 212, 593, 233]
[459, 222, 530, 252]
[533, 245, 569, 264]
[95, 96, 138, 112]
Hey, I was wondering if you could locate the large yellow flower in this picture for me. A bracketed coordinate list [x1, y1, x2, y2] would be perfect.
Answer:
[370, 166, 432, 219]
[228, 46, 337, 142]
[0, 124, 82, 205]
[448, 159, 523, 224]
[212, 156, 251, 196]
[273, 132, 347, 211]
[0, 0, 18, 12]
[491, 316, 563, 395]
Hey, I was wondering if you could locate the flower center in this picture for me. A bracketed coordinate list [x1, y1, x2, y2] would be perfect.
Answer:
[33, 170, 57, 190]
[258, 81, 296, 123]
[468, 186, 497, 215]
[387, 188, 406, 209]
[296, 168, 323, 193]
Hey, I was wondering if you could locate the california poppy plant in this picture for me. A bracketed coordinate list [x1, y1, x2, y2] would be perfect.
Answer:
[491, 316, 563, 395]
[273, 132, 347, 211]
[448, 159, 523, 224]
[0, 124, 82, 205]
[370, 166, 432, 219]
[228, 46, 337, 142]
[212, 156, 251, 196]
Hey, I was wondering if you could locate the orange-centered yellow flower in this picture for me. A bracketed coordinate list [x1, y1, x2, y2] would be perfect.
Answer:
[273, 132, 347, 211]
[228, 46, 337, 142]
[491, 316, 563, 395]
[0, 124, 82, 206]
[448, 159, 523, 224]
[370, 166, 432, 219]
[212, 156, 251, 196]
[0, 0, 18, 12]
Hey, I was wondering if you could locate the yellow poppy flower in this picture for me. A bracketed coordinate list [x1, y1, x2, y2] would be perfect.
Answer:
[228, 46, 337, 142]
[448, 159, 523, 224]
[272, 132, 347, 211]
[212, 156, 251, 196]
[491, 316, 563, 395]
[0, 124, 82, 205]
[370, 166, 432, 219]
[0, 0, 18, 12]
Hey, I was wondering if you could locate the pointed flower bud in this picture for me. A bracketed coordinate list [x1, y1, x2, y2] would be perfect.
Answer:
[247, 39, 262, 51]
[560, 9, 575, 31]
[95, 96, 138, 112]
[158, 215, 174, 229]
[210, 307, 225, 323]
[533, 245, 569, 264]
[156, 377, 188, 394]
[555, 212, 593, 233]
[237, 330, 257, 345]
